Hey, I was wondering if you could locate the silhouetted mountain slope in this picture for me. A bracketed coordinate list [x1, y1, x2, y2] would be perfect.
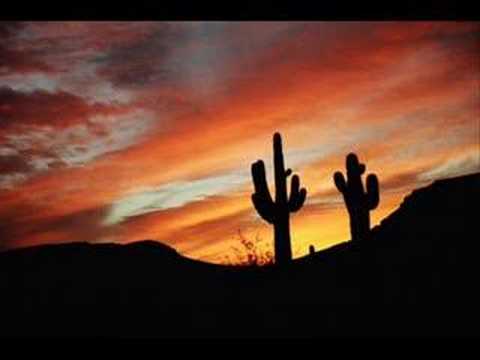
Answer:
[0, 173, 479, 337]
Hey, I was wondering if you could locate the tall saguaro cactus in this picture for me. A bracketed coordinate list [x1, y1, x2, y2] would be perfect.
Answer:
[251, 132, 307, 265]
[334, 153, 380, 242]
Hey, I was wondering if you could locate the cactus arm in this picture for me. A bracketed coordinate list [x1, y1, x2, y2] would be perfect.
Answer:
[289, 174, 300, 198]
[251, 160, 275, 223]
[288, 174, 307, 212]
[358, 163, 366, 174]
[289, 188, 307, 212]
[334, 171, 347, 193]
[366, 174, 379, 210]
[251, 160, 273, 200]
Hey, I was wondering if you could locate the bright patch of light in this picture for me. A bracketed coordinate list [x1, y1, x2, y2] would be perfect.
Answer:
[104, 172, 248, 225]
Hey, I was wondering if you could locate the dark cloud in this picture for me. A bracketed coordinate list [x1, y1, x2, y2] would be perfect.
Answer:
[0, 86, 126, 131]
[0, 204, 112, 250]
[0, 22, 24, 38]
[0, 44, 54, 75]
[0, 86, 142, 189]
[93, 23, 183, 88]
[0, 145, 68, 189]
[0, 22, 55, 75]
[0, 153, 32, 174]
[92, 22, 308, 91]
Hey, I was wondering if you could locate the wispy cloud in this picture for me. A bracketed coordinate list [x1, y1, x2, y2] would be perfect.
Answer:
[419, 150, 480, 181]
[0, 109, 156, 188]
[104, 172, 248, 225]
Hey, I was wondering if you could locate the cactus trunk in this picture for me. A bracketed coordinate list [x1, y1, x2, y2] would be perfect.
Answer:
[272, 133, 291, 263]
[349, 206, 370, 242]
[274, 212, 292, 264]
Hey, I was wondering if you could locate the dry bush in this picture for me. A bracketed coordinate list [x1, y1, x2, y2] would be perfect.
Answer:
[223, 229, 274, 267]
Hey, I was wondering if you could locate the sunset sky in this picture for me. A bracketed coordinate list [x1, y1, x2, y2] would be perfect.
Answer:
[0, 21, 478, 263]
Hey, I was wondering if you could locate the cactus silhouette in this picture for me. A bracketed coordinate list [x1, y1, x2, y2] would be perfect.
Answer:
[251, 132, 307, 265]
[309, 245, 315, 255]
[334, 153, 379, 242]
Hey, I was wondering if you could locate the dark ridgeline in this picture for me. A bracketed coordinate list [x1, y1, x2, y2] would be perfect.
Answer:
[251, 132, 307, 265]
[334, 153, 379, 242]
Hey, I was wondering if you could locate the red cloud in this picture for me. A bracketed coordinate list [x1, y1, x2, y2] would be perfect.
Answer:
[0, 87, 130, 132]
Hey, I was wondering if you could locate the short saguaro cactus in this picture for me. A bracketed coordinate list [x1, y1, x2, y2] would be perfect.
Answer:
[334, 153, 380, 242]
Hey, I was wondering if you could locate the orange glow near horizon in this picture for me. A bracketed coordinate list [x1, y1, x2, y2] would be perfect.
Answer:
[0, 22, 478, 263]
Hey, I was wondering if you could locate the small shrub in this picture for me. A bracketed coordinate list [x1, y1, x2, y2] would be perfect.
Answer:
[223, 230, 274, 267]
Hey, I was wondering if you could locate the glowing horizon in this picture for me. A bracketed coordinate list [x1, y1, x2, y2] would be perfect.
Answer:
[0, 21, 478, 263]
